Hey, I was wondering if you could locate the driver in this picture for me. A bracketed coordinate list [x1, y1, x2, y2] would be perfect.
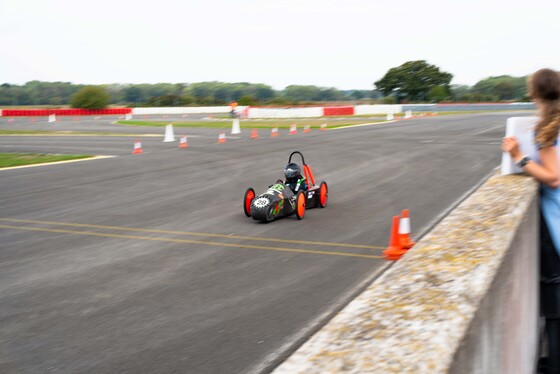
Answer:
[283, 162, 308, 193]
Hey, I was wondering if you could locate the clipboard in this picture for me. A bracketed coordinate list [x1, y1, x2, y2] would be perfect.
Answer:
[501, 117, 539, 175]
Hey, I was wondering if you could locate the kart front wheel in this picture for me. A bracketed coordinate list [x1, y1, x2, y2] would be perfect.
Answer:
[295, 190, 306, 220]
[319, 181, 328, 208]
[243, 187, 255, 217]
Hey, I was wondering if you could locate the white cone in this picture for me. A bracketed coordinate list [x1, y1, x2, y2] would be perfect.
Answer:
[231, 119, 241, 134]
[125, 113, 132, 120]
[386, 113, 394, 121]
[48, 114, 56, 123]
[404, 110, 413, 119]
[163, 124, 175, 142]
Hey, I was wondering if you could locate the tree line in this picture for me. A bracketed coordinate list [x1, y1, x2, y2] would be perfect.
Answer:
[374, 60, 530, 103]
[0, 81, 375, 107]
[0, 61, 531, 108]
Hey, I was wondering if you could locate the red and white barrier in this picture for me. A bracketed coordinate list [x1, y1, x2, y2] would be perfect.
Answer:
[1, 108, 132, 117]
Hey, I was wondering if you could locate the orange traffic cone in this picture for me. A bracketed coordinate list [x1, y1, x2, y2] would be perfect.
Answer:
[251, 129, 259, 139]
[303, 125, 311, 133]
[383, 216, 407, 260]
[399, 209, 415, 249]
[320, 123, 327, 131]
[179, 135, 189, 148]
[218, 133, 227, 143]
[271, 127, 279, 137]
[289, 124, 297, 135]
[132, 140, 143, 154]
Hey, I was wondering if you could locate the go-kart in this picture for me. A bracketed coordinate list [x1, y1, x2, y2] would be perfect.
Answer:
[243, 151, 328, 222]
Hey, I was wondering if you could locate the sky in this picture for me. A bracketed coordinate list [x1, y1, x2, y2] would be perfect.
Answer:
[1, 0, 560, 90]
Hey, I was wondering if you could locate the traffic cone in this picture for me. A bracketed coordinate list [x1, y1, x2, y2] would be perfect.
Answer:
[383, 216, 407, 261]
[303, 125, 311, 133]
[399, 209, 415, 249]
[231, 119, 241, 134]
[320, 123, 327, 131]
[132, 140, 143, 154]
[218, 132, 227, 143]
[289, 124, 297, 135]
[251, 129, 259, 139]
[404, 110, 413, 119]
[163, 124, 175, 142]
[386, 113, 394, 121]
[271, 127, 279, 137]
[179, 135, 189, 148]
[48, 114, 56, 123]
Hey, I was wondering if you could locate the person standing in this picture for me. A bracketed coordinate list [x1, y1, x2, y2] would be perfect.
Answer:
[229, 100, 238, 118]
[502, 68, 560, 374]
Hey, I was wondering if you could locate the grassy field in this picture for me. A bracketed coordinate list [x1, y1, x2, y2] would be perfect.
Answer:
[0, 130, 157, 136]
[116, 118, 386, 129]
[0, 153, 92, 168]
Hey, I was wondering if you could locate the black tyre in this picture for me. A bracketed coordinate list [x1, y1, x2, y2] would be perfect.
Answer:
[295, 190, 306, 220]
[318, 181, 328, 208]
[243, 187, 255, 217]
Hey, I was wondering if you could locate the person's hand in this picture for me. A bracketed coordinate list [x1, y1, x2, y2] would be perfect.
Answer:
[502, 136, 522, 160]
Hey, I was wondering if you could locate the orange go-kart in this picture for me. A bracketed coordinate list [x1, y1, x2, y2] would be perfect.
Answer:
[243, 151, 328, 222]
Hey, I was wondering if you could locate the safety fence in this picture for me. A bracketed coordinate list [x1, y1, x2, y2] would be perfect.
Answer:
[0, 103, 534, 119]
[0, 108, 132, 116]
[131, 106, 248, 115]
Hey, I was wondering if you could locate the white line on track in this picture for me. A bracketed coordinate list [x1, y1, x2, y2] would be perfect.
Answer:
[0, 155, 115, 171]
[329, 120, 396, 130]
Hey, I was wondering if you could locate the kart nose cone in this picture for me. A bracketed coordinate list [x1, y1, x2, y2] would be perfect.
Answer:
[251, 196, 273, 222]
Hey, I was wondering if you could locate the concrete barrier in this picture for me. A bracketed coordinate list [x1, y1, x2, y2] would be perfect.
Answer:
[131, 106, 248, 115]
[354, 105, 403, 115]
[246, 107, 324, 118]
[273, 172, 539, 373]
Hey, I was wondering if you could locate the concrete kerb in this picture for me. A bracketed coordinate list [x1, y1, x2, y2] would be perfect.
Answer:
[273, 171, 539, 373]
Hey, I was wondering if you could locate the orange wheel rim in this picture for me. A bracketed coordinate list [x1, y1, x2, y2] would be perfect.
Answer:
[245, 191, 255, 214]
[320, 185, 327, 205]
[297, 195, 305, 216]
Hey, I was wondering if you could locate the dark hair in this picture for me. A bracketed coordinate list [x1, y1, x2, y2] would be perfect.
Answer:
[530, 68, 560, 147]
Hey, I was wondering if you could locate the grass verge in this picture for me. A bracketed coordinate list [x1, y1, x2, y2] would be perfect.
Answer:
[116, 119, 385, 129]
[0, 153, 92, 168]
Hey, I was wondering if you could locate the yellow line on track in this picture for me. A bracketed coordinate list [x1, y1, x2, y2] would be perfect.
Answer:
[0, 218, 385, 250]
[0, 224, 383, 259]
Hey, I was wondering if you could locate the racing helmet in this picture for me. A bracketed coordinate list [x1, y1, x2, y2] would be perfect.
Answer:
[284, 162, 301, 182]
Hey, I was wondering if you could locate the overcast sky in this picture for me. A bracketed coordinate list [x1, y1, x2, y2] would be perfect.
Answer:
[1, 0, 559, 90]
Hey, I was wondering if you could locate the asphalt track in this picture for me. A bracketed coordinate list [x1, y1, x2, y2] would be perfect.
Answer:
[0, 112, 532, 373]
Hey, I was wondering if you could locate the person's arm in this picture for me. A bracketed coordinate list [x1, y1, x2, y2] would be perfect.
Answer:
[502, 136, 560, 188]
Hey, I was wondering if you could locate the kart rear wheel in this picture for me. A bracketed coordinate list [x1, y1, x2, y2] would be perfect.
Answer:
[319, 181, 328, 208]
[243, 187, 255, 217]
[295, 190, 306, 220]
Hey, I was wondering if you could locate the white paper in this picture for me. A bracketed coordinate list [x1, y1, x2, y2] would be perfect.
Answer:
[501, 117, 539, 175]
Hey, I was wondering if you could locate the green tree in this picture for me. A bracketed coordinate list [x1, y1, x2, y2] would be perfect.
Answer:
[124, 86, 143, 103]
[282, 85, 322, 102]
[374, 60, 453, 102]
[428, 86, 448, 102]
[71, 86, 109, 109]
[471, 75, 527, 101]
[238, 95, 256, 105]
